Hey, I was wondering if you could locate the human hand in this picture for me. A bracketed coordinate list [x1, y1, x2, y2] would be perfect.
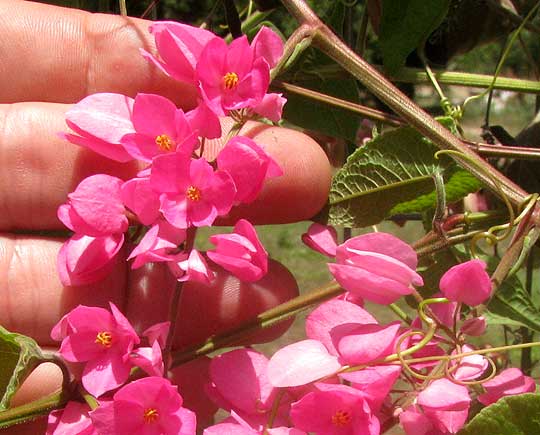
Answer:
[0, 0, 331, 432]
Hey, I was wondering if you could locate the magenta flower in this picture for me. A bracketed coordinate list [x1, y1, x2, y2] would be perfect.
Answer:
[57, 233, 124, 286]
[151, 153, 236, 228]
[301, 223, 338, 257]
[143, 21, 218, 85]
[51, 303, 140, 397]
[439, 259, 492, 306]
[130, 341, 164, 377]
[120, 176, 161, 225]
[47, 401, 97, 435]
[478, 368, 536, 405]
[120, 93, 198, 162]
[290, 383, 380, 435]
[63, 93, 135, 162]
[207, 219, 268, 282]
[168, 249, 215, 285]
[328, 232, 423, 304]
[90, 377, 196, 435]
[196, 36, 270, 115]
[58, 174, 128, 237]
[217, 136, 283, 205]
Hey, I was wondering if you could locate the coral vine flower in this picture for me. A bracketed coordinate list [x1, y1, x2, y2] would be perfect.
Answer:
[207, 219, 268, 282]
[290, 383, 380, 435]
[217, 136, 283, 205]
[120, 93, 199, 162]
[301, 223, 338, 257]
[328, 233, 423, 304]
[90, 377, 197, 435]
[150, 153, 236, 228]
[439, 259, 492, 306]
[51, 303, 140, 397]
[168, 249, 215, 285]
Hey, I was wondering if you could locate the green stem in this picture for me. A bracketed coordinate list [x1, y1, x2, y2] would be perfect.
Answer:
[388, 303, 412, 325]
[0, 391, 65, 429]
[170, 282, 343, 367]
[271, 25, 314, 80]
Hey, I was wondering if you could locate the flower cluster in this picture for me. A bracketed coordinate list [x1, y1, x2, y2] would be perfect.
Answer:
[46, 18, 540, 435]
[57, 23, 286, 288]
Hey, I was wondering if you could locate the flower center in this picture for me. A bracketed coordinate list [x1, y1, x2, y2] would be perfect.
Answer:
[223, 72, 239, 90]
[331, 409, 352, 427]
[143, 408, 159, 424]
[155, 134, 174, 152]
[186, 186, 201, 201]
[95, 331, 113, 348]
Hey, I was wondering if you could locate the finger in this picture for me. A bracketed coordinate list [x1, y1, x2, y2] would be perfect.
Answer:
[0, 236, 299, 348]
[0, 103, 332, 230]
[0, 0, 197, 106]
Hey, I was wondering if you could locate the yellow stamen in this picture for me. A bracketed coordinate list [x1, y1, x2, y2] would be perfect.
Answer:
[155, 134, 174, 152]
[223, 72, 239, 90]
[186, 186, 201, 201]
[331, 410, 352, 427]
[143, 408, 159, 424]
[95, 331, 113, 348]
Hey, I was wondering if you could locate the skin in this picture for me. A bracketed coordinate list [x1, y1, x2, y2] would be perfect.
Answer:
[0, 0, 332, 432]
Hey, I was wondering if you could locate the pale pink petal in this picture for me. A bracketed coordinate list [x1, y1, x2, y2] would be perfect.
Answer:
[175, 250, 215, 285]
[417, 378, 471, 411]
[334, 322, 402, 365]
[305, 299, 376, 355]
[301, 223, 338, 257]
[399, 406, 433, 435]
[268, 339, 341, 387]
[130, 341, 164, 377]
[424, 407, 469, 434]
[252, 92, 286, 122]
[478, 368, 537, 405]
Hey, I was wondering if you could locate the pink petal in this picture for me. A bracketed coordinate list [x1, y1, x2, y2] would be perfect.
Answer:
[132, 93, 177, 137]
[338, 232, 418, 270]
[399, 406, 434, 435]
[423, 407, 469, 434]
[82, 352, 132, 397]
[439, 259, 492, 306]
[68, 175, 127, 236]
[460, 316, 487, 336]
[301, 223, 338, 257]
[130, 341, 164, 377]
[186, 101, 222, 139]
[252, 92, 286, 122]
[252, 26, 284, 69]
[305, 299, 377, 355]
[417, 378, 471, 411]
[478, 367, 537, 405]
[334, 322, 401, 365]
[142, 321, 170, 348]
[267, 339, 341, 387]
[120, 177, 160, 225]
[174, 249, 215, 285]
[210, 348, 276, 415]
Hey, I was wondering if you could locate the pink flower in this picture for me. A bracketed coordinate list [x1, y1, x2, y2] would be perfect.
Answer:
[151, 153, 236, 228]
[439, 259, 492, 306]
[290, 383, 380, 435]
[251, 92, 287, 122]
[127, 219, 186, 269]
[217, 136, 283, 205]
[130, 341, 164, 377]
[328, 233, 423, 304]
[301, 223, 338, 257]
[478, 368, 536, 405]
[90, 377, 196, 435]
[207, 219, 268, 282]
[120, 176, 161, 225]
[168, 249, 215, 285]
[58, 175, 128, 237]
[62, 93, 135, 162]
[120, 93, 199, 162]
[57, 233, 124, 286]
[51, 303, 140, 397]
[196, 36, 270, 115]
[143, 21, 218, 85]
[460, 316, 487, 336]
[142, 321, 170, 349]
[47, 401, 97, 435]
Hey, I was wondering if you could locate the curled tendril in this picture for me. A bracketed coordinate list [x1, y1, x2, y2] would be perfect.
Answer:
[434, 149, 516, 258]
[395, 329, 447, 381]
[440, 98, 463, 121]
[443, 353, 498, 386]
[418, 297, 449, 325]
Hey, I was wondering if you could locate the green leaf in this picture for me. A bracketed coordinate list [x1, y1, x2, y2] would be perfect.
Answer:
[282, 77, 360, 142]
[458, 393, 540, 435]
[390, 168, 482, 215]
[486, 274, 540, 332]
[379, 0, 451, 73]
[0, 326, 44, 411]
[327, 122, 481, 227]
